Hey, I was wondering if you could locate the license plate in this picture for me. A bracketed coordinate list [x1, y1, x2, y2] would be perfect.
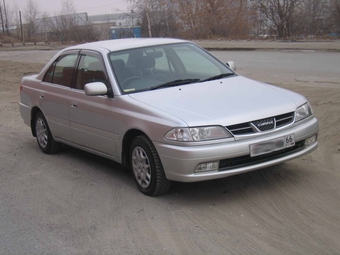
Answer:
[250, 134, 295, 157]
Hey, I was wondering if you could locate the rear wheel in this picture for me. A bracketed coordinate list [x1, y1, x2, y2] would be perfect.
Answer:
[130, 135, 171, 196]
[35, 111, 61, 154]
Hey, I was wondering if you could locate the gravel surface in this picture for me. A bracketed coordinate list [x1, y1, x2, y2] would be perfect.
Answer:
[0, 44, 339, 254]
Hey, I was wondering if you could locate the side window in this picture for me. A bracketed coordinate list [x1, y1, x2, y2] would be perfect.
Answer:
[43, 62, 56, 83]
[43, 54, 78, 87]
[75, 55, 107, 90]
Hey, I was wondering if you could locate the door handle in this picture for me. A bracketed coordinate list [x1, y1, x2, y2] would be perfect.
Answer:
[71, 102, 78, 108]
[39, 94, 44, 99]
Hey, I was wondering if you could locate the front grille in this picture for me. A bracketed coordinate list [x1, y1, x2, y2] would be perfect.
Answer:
[219, 140, 304, 170]
[226, 112, 295, 136]
[252, 118, 275, 131]
[275, 112, 295, 128]
[227, 123, 253, 135]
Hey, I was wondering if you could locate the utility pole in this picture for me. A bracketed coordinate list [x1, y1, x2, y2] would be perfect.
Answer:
[19, 11, 24, 43]
[0, 4, 4, 34]
[2, 0, 9, 34]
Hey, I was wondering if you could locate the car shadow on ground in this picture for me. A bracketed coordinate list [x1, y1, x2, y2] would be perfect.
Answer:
[47, 143, 306, 202]
[60, 143, 133, 178]
[164, 162, 307, 204]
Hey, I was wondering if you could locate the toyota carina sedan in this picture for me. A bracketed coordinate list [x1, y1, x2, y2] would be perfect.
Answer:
[19, 38, 318, 196]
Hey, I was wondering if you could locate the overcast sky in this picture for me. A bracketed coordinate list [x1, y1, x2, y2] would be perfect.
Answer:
[10, 0, 129, 16]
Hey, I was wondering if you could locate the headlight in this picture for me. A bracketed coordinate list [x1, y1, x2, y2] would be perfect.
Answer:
[295, 102, 313, 122]
[165, 126, 232, 142]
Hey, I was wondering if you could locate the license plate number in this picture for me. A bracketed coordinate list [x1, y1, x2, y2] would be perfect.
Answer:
[250, 134, 295, 157]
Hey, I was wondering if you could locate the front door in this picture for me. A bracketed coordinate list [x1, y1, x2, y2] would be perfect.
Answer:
[68, 51, 118, 157]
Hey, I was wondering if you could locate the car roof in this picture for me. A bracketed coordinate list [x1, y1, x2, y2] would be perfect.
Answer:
[66, 38, 189, 52]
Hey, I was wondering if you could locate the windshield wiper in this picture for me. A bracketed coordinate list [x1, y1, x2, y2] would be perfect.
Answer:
[201, 73, 234, 82]
[150, 79, 201, 90]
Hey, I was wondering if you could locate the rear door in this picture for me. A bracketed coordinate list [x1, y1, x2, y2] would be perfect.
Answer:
[40, 50, 79, 141]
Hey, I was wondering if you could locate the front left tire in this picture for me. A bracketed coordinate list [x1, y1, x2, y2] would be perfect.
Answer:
[130, 135, 171, 196]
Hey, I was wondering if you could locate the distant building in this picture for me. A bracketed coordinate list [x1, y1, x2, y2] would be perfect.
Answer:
[88, 12, 141, 27]
[32, 12, 141, 41]
[110, 26, 141, 39]
[89, 12, 142, 40]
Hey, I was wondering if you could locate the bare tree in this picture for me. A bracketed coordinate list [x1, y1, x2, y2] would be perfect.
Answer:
[0, 0, 17, 35]
[0, 2, 4, 34]
[12, 3, 23, 39]
[253, 0, 305, 38]
[305, 0, 322, 35]
[56, 0, 77, 41]
[39, 12, 51, 41]
[148, 0, 177, 37]
[329, 0, 340, 32]
[43, 0, 99, 42]
[172, 0, 251, 39]
[300, 0, 332, 36]
[174, 0, 203, 38]
[127, 0, 177, 37]
[48, 0, 78, 42]
[24, 0, 40, 40]
[127, 0, 156, 37]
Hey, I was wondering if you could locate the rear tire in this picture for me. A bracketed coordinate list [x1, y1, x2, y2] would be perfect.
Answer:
[34, 111, 62, 154]
[130, 135, 171, 196]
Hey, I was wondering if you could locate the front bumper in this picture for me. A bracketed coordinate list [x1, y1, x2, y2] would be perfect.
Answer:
[155, 117, 318, 182]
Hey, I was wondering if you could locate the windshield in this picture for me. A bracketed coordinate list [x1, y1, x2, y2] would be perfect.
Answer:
[109, 42, 235, 94]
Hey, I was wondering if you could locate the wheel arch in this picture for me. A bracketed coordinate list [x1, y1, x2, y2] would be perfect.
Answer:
[30, 106, 43, 137]
[121, 129, 149, 169]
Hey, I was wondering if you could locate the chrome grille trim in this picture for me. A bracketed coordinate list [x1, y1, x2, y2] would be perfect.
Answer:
[226, 112, 295, 136]
[275, 112, 295, 128]
[227, 123, 253, 135]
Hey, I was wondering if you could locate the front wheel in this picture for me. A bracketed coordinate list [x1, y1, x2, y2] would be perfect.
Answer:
[130, 136, 171, 196]
[35, 111, 62, 154]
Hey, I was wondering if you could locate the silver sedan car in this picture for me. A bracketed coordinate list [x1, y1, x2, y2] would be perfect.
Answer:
[19, 38, 318, 196]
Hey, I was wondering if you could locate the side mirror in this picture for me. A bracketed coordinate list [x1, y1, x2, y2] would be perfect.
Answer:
[226, 61, 236, 71]
[84, 82, 108, 96]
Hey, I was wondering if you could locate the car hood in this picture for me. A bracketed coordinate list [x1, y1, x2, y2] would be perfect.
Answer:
[128, 76, 306, 126]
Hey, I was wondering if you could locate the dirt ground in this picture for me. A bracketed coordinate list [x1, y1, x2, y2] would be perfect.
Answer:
[0, 44, 340, 254]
